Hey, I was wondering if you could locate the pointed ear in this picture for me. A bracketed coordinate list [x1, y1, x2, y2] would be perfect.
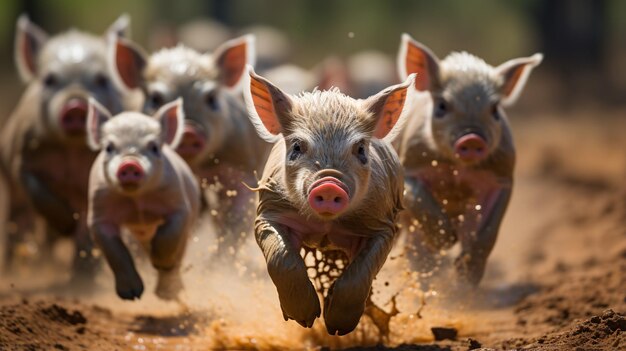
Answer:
[213, 34, 256, 90]
[105, 13, 131, 39]
[86, 98, 113, 151]
[242, 65, 293, 143]
[496, 53, 543, 107]
[397, 33, 440, 92]
[363, 74, 416, 141]
[14, 14, 48, 83]
[108, 35, 147, 92]
[154, 98, 184, 148]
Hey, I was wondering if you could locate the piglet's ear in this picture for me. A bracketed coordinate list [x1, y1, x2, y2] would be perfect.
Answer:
[86, 98, 113, 151]
[363, 73, 416, 142]
[243, 65, 293, 143]
[108, 35, 147, 92]
[397, 33, 440, 92]
[154, 98, 184, 148]
[496, 53, 543, 107]
[105, 13, 131, 39]
[14, 14, 48, 83]
[213, 34, 256, 90]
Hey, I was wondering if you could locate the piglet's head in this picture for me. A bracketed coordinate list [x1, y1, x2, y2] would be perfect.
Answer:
[398, 33, 542, 166]
[86, 98, 184, 195]
[15, 14, 130, 144]
[244, 66, 415, 220]
[110, 34, 255, 164]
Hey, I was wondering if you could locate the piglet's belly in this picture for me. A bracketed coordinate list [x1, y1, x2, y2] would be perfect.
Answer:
[273, 214, 365, 260]
[124, 220, 164, 243]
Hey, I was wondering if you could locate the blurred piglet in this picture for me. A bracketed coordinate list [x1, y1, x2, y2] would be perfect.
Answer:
[395, 34, 542, 286]
[86, 98, 200, 300]
[0, 14, 131, 282]
[110, 35, 270, 258]
[243, 66, 416, 335]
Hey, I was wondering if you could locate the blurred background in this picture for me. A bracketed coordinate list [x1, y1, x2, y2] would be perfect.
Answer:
[0, 0, 625, 116]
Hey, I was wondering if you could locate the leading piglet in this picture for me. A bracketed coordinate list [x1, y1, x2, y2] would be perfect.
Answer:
[395, 34, 542, 286]
[86, 98, 200, 300]
[243, 66, 416, 335]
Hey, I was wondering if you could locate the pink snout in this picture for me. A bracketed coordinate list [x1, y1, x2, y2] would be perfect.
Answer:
[454, 133, 488, 163]
[116, 160, 144, 187]
[176, 125, 206, 159]
[308, 177, 350, 217]
[60, 98, 88, 134]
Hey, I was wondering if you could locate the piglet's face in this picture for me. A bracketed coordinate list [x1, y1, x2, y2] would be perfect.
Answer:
[110, 35, 255, 164]
[398, 34, 542, 166]
[86, 98, 184, 196]
[15, 15, 129, 143]
[243, 66, 415, 220]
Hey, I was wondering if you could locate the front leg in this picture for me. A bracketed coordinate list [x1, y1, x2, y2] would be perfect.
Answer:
[256, 216, 320, 328]
[22, 171, 76, 234]
[404, 176, 457, 250]
[455, 186, 512, 286]
[324, 231, 394, 335]
[150, 211, 188, 300]
[91, 222, 143, 300]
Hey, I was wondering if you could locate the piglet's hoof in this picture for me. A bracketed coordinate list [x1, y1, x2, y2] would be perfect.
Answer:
[115, 273, 144, 300]
[155, 269, 184, 301]
[323, 280, 367, 335]
[278, 283, 320, 328]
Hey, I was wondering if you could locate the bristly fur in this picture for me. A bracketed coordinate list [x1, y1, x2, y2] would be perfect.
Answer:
[439, 52, 501, 105]
[145, 44, 216, 82]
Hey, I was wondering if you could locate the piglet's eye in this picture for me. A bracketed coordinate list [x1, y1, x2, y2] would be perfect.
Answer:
[289, 140, 305, 161]
[491, 104, 500, 121]
[356, 143, 368, 165]
[149, 143, 160, 156]
[94, 73, 109, 88]
[43, 73, 59, 88]
[205, 91, 219, 111]
[105, 143, 115, 154]
[149, 92, 165, 108]
[434, 98, 449, 118]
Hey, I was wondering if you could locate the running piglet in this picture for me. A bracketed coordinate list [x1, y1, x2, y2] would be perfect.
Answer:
[86, 98, 200, 300]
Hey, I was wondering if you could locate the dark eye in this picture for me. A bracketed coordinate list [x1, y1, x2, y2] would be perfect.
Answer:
[434, 98, 449, 118]
[94, 73, 109, 88]
[105, 143, 115, 154]
[356, 144, 368, 164]
[149, 92, 165, 108]
[43, 73, 59, 88]
[149, 142, 160, 156]
[289, 140, 304, 161]
[205, 91, 219, 111]
[491, 104, 500, 121]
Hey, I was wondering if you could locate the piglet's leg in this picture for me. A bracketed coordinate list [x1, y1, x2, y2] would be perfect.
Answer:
[22, 171, 76, 234]
[150, 211, 187, 301]
[455, 186, 512, 286]
[256, 217, 320, 328]
[69, 214, 100, 290]
[404, 176, 457, 250]
[324, 230, 394, 336]
[92, 222, 143, 300]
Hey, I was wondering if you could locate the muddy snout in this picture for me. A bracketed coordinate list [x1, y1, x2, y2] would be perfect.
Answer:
[308, 176, 350, 217]
[60, 98, 88, 135]
[454, 133, 488, 163]
[116, 160, 145, 188]
[176, 124, 206, 159]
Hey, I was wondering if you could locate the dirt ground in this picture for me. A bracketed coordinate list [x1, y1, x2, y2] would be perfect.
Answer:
[0, 110, 624, 350]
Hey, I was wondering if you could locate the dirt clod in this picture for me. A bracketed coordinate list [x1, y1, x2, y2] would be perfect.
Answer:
[431, 326, 457, 341]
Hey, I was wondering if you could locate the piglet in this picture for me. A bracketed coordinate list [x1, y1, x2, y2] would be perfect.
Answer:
[243, 66, 416, 335]
[86, 98, 200, 300]
[395, 33, 542, 286]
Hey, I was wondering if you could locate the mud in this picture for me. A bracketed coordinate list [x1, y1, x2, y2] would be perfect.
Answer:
[0, 111, 625, 350]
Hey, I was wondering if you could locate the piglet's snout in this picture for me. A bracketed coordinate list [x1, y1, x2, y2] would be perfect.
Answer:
[176, 125, 206, 158]
[308, 177, 350, 217]
[60, 98, 88, 134]
[454, 133, 488, 163]
[117, 160, 145, 187]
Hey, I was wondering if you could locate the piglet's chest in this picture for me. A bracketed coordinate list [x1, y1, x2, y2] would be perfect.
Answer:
[410, 163, 499, 217]
[273, 213, 366, 260]
[106, 195, 171, 242]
